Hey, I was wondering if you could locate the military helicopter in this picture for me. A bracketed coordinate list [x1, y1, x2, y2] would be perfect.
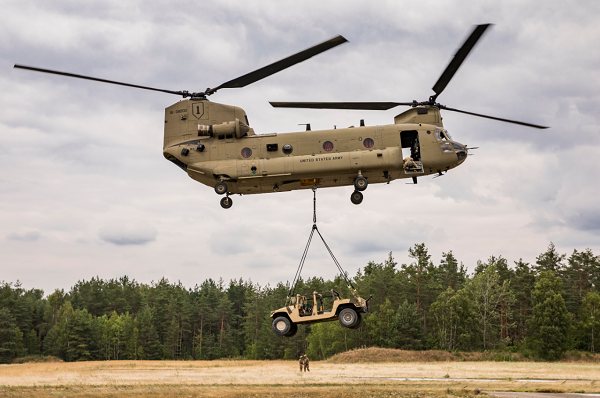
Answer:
[14, 24, 546, 209]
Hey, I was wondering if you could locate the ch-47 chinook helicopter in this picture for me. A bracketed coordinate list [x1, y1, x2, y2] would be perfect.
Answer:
[15, 24, 547, 209]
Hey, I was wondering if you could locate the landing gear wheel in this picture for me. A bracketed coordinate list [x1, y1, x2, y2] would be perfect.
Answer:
[272, 316, 292, 336]
[354, 177, 368, 191]
[339, 308, 359, 328]
[350, 191, 363, 205]
[285, 322, 298, 337]
[220, 196, 233, 209]
[349, 313, 362, 329]
[214, 181, 227, 195]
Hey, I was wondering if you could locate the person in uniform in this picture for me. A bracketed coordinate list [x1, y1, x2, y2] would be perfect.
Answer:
[299, 355, 304, 371]
[403, 157, 418, 171]
[303, 355, 310, 372]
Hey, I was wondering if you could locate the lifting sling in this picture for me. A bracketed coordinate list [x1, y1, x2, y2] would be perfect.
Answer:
[286, 187, 359, 307]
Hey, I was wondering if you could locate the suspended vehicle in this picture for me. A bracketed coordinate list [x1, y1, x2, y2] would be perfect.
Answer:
[271, 289, 370, 337]
[14, 24, 547, 209]
[270, 188, 371, 337]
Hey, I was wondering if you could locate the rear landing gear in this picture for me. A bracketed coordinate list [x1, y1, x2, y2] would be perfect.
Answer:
[354, 176, 368, 191]
[220, 196, 233, 209]
[350, 191, 363, 205]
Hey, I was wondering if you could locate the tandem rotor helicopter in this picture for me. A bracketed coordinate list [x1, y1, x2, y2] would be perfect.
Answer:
[15, 24, 547, 209]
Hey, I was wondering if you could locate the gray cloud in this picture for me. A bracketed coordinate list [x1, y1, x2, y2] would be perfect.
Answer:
[6, 231, 41, 242]
[98, 223, 157, 246]
[1, 0, 600, 293]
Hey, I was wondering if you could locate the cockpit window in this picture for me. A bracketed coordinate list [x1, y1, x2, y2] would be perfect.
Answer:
[435, 129, 452, 141]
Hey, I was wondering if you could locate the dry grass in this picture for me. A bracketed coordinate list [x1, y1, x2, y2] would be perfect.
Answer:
[328, 348, 600, 364]
[0, 384, 485, 397]
[328, 348, 489, 363]
[0, 357, 598, 397]
[11, 355, 63, 364]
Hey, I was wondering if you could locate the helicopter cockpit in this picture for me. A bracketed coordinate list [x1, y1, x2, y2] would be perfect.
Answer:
[435, 128, 467, 163]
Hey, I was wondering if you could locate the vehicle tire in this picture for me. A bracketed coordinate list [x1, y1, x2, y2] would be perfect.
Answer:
[220, 197, 233, 209]
[350, 191, 363, 205]
[354, 177, 368, 191]
[349, 313, 362, 329]
[272, 316, 292, 336]
[214, 181, 227, 195]
[285, 322, 298, 337]
[339, 308, 359, 328]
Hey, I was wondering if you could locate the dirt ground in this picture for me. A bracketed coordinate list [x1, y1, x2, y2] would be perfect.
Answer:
[0, 360, 598, 397]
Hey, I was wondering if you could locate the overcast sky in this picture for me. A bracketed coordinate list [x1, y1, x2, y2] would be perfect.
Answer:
[1, 0, 599, 295]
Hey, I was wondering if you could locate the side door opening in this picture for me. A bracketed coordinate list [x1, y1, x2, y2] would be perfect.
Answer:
[400, 130, 424, 174]
[400, 130, 421, 161]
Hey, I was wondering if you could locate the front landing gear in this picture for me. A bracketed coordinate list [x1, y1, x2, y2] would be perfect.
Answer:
[350, 191, 363, 205]
[220, 196, 233, 209]
[215, 181, 227, 195]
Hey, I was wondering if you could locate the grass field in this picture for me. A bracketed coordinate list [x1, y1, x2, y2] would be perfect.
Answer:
[1, 350, 598, 397]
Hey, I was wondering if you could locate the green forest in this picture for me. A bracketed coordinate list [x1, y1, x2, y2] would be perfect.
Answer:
[1, 242, 598, 364]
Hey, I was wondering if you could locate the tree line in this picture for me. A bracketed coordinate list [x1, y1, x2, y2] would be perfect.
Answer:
[0, 242, 598, 363]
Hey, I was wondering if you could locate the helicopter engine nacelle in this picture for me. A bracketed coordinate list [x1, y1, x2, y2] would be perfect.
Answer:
[394, 107, 443, 127]
[198, 118, 250, 139]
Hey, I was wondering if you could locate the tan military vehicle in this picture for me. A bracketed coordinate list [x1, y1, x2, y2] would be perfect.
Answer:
[15, 24, 546, 209]
[270, 289, 371, 337]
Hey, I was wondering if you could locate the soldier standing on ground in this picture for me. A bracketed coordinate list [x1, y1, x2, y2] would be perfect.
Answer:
[299, 355, 304, 371]
[303, 355, 310, 372]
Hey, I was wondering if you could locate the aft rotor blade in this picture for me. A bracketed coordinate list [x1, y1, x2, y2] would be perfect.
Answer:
[270, 101, 413, 110]
[432, 24, 492, 99]
[214, 35, 348, 90]
[14, 64, 184, 96]
[442, 106, 549, 129]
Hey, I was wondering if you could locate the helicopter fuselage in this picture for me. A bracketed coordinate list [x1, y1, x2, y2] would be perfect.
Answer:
[162, 99, 467, 199]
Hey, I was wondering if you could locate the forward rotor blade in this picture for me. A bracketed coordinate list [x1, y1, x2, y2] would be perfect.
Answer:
[214, 35, 348, 90]
[432, 24, 492, 98]
[442, 106, 549, 129]
[270, 101, 413, 110]
[14, 64, 184, 96]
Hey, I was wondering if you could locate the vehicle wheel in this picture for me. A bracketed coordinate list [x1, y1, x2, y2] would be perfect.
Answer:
[214, 181, 227, 195]
[285, 322, 298, 337]
[339, 308, 358, 328]
[354, 177, 368, 191]
[349, 313, 362, 329]
[272, 316, 292, 336]
[220, 197, 233, 209]
[350, 191, 363, 205]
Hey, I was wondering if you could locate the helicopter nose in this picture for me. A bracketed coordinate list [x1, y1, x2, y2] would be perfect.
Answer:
[453, 142, 468, 164]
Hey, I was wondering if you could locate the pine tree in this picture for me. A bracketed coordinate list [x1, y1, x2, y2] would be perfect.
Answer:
[438, 251, 467, 291]
[66, 309, 94, 361]
[0, 308, 18, 363]
[391, 300, 423, 350]
[527, 271, 574, 359]
[511, 259, 535, 342]
[402, 244, 437, 331]
[368, 298, 396, 348]
[564, 249, 599, 316]
[137, 305, 160, 359]
[535, 242, 566, 274]
[579, 292, 600, 352]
